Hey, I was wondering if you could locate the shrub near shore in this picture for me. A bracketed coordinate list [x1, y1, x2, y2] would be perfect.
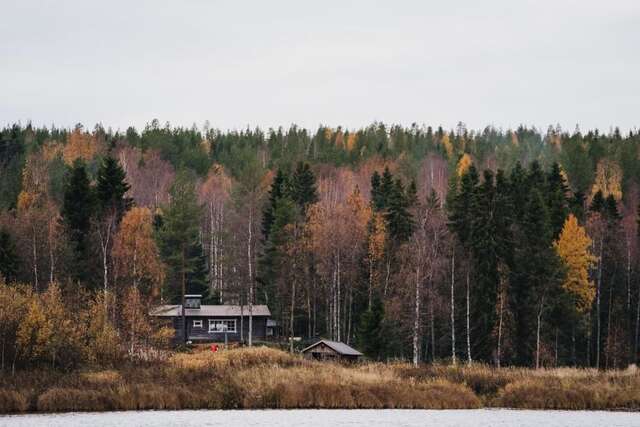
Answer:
[1, 347, 639, 413]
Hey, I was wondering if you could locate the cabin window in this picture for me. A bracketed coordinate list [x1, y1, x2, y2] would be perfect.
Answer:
[193, 320, 203, 328]
[208, 319, 236, 333]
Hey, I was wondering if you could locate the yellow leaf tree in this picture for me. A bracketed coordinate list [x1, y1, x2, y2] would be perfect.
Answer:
[553, 214, 597, 313]
[590, 159, 622, 201]
[113, 207, 165, 297]
[456, 153, 473, 177]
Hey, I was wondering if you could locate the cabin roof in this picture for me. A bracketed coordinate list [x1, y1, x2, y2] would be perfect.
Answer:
[150, 304, 271, 317]
[301, 339, 363, 356]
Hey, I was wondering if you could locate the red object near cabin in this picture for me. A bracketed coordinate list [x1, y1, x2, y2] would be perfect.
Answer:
[211, 344, 218, 352]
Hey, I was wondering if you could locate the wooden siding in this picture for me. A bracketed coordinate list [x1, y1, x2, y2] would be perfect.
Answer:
[172, 315, 268, 342]
[302, 341, 360, 362]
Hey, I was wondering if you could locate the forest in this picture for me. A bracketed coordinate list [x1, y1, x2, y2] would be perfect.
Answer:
[1, 119, 639, 371]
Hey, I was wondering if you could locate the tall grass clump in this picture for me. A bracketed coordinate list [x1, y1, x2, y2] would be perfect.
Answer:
[0, 389, 28, 413]
[493, 376, 640, 410]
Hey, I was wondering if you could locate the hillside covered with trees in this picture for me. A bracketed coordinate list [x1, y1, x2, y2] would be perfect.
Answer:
[1, 120, 640, 370]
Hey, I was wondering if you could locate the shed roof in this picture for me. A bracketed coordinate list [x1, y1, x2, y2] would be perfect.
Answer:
[150, 304, 271, 317]
[301, 339, 363, 356]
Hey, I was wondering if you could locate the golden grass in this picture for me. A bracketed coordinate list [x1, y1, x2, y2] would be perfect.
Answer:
[80, 370, 122, 385]
[493, 377, 640, 410]
[2, 347, 639, 413]
[0, 389, 28, 413]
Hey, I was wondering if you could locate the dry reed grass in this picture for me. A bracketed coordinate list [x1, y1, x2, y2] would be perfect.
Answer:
[2, 347, 639, 413]
[0, 389, 28, 413]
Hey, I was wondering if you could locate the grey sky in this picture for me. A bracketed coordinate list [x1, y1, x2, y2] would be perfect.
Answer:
[1, 0, 639, 133]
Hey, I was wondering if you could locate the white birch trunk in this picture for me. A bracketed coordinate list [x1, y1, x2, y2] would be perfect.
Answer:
[31, 226, 38, 292]
[413, 265, 421, 366]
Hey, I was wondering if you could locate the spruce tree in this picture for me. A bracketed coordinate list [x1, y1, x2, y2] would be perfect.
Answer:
[257, 196, 297, 308]
[0, 228, 19, 282]
[508, 162, 528, 222]
[158, 171, 203, 341]
[547, 162, 569, 238]
[371, 171, 384, 211]
[589, 190, 605, 213]
[449, 165, 479, 246]
[604, 195, 621, 222]
[469, 170, 499, 361]
[386, 179, 414, 242]
[95, 156, 132, 220]
[570, 191, 586, 222]
[510, 189, 561, 366]
[262, 168, 289, 242]
[379, 167, 394, 210]
[290, 162, 318, 214]
[61, 159, 94, 284]
[186, 241, 211, 302]
[357, 296, 385, 360]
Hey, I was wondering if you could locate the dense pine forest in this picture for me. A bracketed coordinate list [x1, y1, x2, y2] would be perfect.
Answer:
[1, 120, 640, 371]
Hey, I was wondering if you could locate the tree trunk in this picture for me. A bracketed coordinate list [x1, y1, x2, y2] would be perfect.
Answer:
[430, 287, 436, 361]
[451, 249, 456, 365]
[497, 289, 504, 368]
[32, 227, 38, 292]
[181, 248, 187, 345]
[635, 282, 640, 362]
[48, 217, 55, 284]
[413, 265, 421, 366]
[536, 294, 546, 369]
[290, 278, 296, 353]
[554, 328, 559, 367]
[248, 207, 253, 347]
[596, 237, 603, 369]
[346, 285, 353, 345]
[337, 256, 341, 342]
[606, 282, 614, 369]
[466, 269, 471, 364]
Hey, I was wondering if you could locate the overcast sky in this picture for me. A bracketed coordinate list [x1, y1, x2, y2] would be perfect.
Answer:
[1, 0, 639, 133]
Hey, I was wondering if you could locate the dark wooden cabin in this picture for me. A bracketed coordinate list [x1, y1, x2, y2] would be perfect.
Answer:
[301, 339, 363, 362]
[150, 295, 271, 343]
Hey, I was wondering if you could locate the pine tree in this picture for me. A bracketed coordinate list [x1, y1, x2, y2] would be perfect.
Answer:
[0, 228, 19, 282]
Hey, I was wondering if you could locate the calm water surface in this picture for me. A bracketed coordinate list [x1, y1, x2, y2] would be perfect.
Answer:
[1, 409, 638, 427]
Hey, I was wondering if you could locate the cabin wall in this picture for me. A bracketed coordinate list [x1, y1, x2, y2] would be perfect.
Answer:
[171, 315, 268, 342]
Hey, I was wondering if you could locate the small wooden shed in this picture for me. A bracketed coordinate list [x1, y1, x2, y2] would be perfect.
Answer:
[301, 339, 363, 362]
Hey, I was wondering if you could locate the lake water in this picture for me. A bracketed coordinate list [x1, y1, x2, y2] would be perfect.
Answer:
[0, 409, 638, 427]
